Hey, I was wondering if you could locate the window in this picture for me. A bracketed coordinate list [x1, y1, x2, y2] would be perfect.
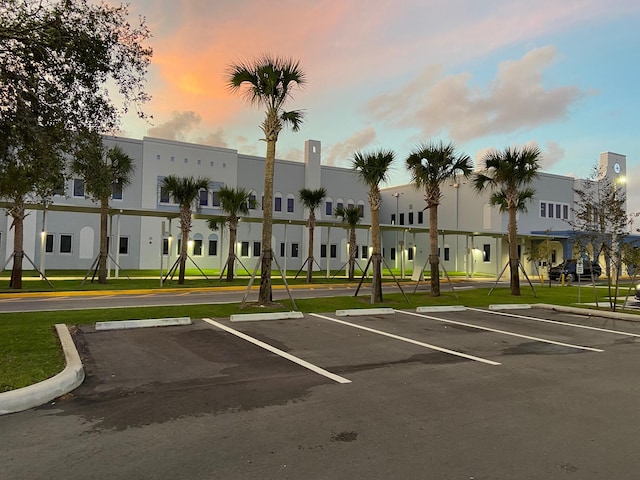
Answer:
[45, 234, 54, 253]
[361, 245, 367, 259]
[241, 242, 249, 256]
[73, 179, 85, 197]
[177, 238, 181, 253]
[551, 250, 557, 264]
[321, 244, 327, 258]
[208, 239, 217, 256]
[444, 247, 450, 261]
[418, 211, 423, 224]
[253, 241, 261, 257]
[275, 196, 282, 212]
[391, 213, 396, 225]
[287, 197, 294, 213]
[399, 213, 405, 225]
[112, 183, 123, 200]
[60, 234, 72, 253]
[330, 244, 337, 258]
[563, 205, 568, 220]
[291, 243, 299, 258]
[347, 200, 354, 209]
[358, 203, 364, 217]
[280, 242, 286, 257]
[548, 203, 554, 218]
[163, 238, 169, 255]
[212, 191, 220, 207]
[556, 204, 561, 219]
[483, 244, 491, 262]
[408, 248, 414, 261]
[160, 186, 170, 203]
[391, 248, 396, 261]
[199, 189, 208, 206]
[325, 199, 333, 216]
[249, 192, 257, 210]
[336, 199, 343, 210]
[193, 239, 203, 256]
[408, 212, 414, 225]
[540, 202, 546, 218]
[119, 237, 129, 255]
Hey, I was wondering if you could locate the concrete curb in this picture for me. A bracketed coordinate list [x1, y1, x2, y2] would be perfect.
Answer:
[230, 311, 304, 322]
[335, 308, 395, 317]
[489, 304, 532, 310]
[0, 324, 84, 415]
[95, 317, 191, 330]
[535, 303, 640, 322]
[416, 306, 467, 313]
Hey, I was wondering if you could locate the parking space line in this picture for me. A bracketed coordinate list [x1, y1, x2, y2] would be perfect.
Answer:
[467, 307, 640, 339]
[398, 310, 603, 353]
[202, 318, 351, 384]
[309, 313, 500, 366]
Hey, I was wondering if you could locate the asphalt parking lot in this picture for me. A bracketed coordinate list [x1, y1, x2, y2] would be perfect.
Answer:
[3, 306, 640, 479]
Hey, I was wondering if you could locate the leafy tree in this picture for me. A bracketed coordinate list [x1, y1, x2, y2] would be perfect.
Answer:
[227, 54, 305, 304]
[334, 205, 362, 281]
[72, 132, 135, 284]
[352, 149, 395, 303]
[207, 186, 254, 281]
[162, 176, 210, 285]
[0, 0, 151, 289]
[406, 141, 472, 296]
[473, 146, 542, 296]
[298, 187, 327, 283]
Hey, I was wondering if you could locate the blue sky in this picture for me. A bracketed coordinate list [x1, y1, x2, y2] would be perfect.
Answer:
[120, 0, 640, 211]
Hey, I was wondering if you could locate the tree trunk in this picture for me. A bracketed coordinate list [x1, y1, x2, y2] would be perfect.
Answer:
[98, 197, 109, 284]
[348, 227, 356, 281]
[259, 138, 276, 303]
[306, 214, 315, 283]
[508, 206, 520, 295]
[429, 204, 440, 296]
[178, 207, 190, 285]
[9, 201, 25, 290]
[226, 220, 237, 282]
[371, 189, 383, 303]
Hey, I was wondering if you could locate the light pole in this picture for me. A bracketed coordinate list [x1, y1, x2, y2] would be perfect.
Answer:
[392, 192, 401, 270]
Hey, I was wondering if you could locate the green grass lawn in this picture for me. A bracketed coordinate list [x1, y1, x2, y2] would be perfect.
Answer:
[1, 279, 638, 393]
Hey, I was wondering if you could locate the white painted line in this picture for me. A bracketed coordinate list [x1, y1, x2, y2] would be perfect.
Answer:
[310, 313, 500, 366]
[417, 306, 466, 313]
[468, 307, 640, 339]
[335, 308, 395, 317]
[96, 317, 191, 331]
[489, 304, 532, 310]
[398, 310, 603, 353]
[202, 318, 351, 384]
[230, 311, 304, 322]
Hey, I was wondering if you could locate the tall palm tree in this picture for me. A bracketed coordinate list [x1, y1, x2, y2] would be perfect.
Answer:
[352, 149, 395, 303]
[227, 54, 305, 304]
[473, 145, 542, 295]
[334, 205, 362, 281]
[161, 175, 210, 285]
[406, 141, 472, 296]
[207, 186, 254, 281]
[298, 187, 327, 283]
[73, 132, 135, 284]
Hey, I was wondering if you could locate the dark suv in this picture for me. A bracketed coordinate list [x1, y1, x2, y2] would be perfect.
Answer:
[549, 259, 602, 281]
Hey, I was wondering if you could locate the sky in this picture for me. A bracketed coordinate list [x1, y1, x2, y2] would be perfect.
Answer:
[119, 0, 640, 212]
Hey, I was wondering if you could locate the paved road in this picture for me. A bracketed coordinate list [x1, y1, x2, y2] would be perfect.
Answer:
[3, 307, 640, 479]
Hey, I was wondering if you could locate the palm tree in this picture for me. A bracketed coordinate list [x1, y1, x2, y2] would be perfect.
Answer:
[207, 186, 254, 281]
[161, 175, 210, 285]
[227, 54, 305, 304]
[298, 187, 327, 283]
[73, 133, 135, 284]
[473, 145, 542, 295]
[352, 149, 395, 303]
[406, 141, 472, 296]
[335, 205, 362, 280]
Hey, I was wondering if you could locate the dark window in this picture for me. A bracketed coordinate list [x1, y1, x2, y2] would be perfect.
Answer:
[160, 186, 170, 203]
[551, 250, 557, 263]
[193, 239, 202, 256]
[391, 213, 396, 225]
[517, 244, 521, 259]
[444, 247, 450, 261]
[291, 243, 299, 258]
[45, 234, 54, 253]
[563, 205, 569, 220]
[275, 197, 282, 212]
[60, 234, 72, 253]
[418, 211, 423, 224]
[208, 239, 217, 256]
[325, 201, 333, 216]
[358, 204, 364, 217]
[337, 201, 343, 211]
[112, 183, 123, 200]
[177, 238, 181, 253]
[73, 179, 85, 197]
[163, 238, 169, 255]
[249, 193, 257, 210]
[287, 197, 294, 213]
[408, 248, 414, 261]
[330, 244, 337, 258]
[280, 242, 285, 257]
[241, 241, 249, 256]
[199, 189, 208, 206]
[361, 245, 367, 259]
[556, 204, 561, 219]
[391, 248, 396, 261]
[212, 191, 220, 207]
[253, 241, 261, 257]
[408, 212, 414, 225]
[548, 203, 553, 218]
[321, 244, 327, 258]
[119, 237, 129, 255]
[483, 244, 491, 262]
[399, 213, 405, 225]
[540, 202, 546, 218]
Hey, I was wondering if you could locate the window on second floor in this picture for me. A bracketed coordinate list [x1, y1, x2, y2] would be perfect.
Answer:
[73, 179, 85, 198]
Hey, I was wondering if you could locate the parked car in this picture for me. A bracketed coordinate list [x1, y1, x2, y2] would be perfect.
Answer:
[635, 284, 640, 300]
[549, 259, 602, 281]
